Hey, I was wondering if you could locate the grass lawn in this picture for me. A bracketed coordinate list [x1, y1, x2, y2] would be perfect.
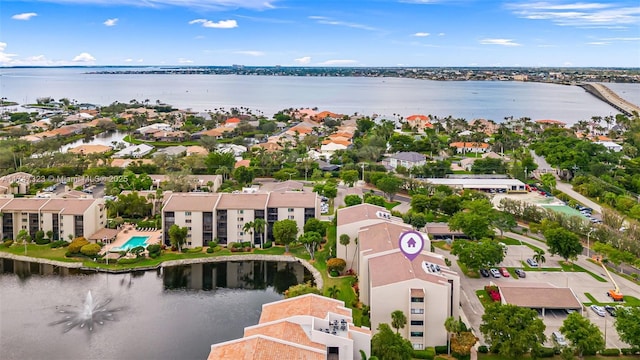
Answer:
[476, 289, 497, 308]
[458, 261, 480, 278]
[559, 262, 607, 282]
[384, 201, 401, 210]
[432, 241, 452, 251]
[0, 243, 79, 263]
[498, 237, 544, 252]
[584, 292, 640, 307]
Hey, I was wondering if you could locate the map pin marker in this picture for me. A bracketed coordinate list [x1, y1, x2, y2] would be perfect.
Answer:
[399, 230, 424, 261]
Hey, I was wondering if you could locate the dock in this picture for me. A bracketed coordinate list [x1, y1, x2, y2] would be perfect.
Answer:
[578, 83, 640, 116]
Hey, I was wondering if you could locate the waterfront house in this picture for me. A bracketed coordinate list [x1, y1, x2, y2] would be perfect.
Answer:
[208, 294, 371, 360]
[186, 145, 209, 156]
[406, 114, 433, 132]
[68, 144, 112, 155]
[153, 146, 187, 157]
[113, 144, 154, 158]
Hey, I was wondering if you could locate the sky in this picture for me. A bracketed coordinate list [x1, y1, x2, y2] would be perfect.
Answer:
[1, 0, 639, 67]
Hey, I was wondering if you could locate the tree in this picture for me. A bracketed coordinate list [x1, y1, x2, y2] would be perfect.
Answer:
[448, 211, 492, 240]
[533, 249, 546, 265]
[344, 194, 363, 207]
[303, 218, 327, 237]
[340, 234, 350, 264]
[492, 211, 516, 238]
[298, 231, 322, 260]
[323, 183, 338, 201]
[243, 221, 254, 243]
[285, 282, 322, 298]
[252, 218, 267, 248]
[376, 176, 402, 201]
[168, 224, 188, 251]
[445, 316, 462, 355]
[614, 307, 640, 348]
[272, 219, 299, 253]
[371, 323, 413, 360]
[340, 169, 359, 187]
[451, 331, 478, 359]
[327, 285, 341, 299]
[233, 166, 255, 185]
[560, 312, 605, 359]
[46, 230, 54, 241]
[544, 227, 582, 262]
[451, 239, 505, 270]
[364, 194, 385, 207]
[480, 303, 546, 359]
[16, 229, 30, 243]
[391, 310, 407, 334]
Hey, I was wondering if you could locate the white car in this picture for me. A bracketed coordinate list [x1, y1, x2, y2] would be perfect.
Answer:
[526, 258, 538, 267]
[590, 305, 606, 317]
[552, 331, 568, 347]
[489, 268, 501, 278]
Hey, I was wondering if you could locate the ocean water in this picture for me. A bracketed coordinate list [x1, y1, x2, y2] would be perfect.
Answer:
[0, 67, 633, 124]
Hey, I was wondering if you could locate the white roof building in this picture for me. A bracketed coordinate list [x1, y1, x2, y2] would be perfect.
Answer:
[595, 141, 623, 152]
[113, 143, 154, 158]
[421, 178, 526, 191]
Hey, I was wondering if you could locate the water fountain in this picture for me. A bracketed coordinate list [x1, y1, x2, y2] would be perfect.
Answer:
[50, 291, 125, 333]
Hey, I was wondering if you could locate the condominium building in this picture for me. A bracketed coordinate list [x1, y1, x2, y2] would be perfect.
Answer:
[0, 197, 106, 241]
[208, 293, 371, 360]
[339, 205, 460, 349]
[162, 191, 320, 248]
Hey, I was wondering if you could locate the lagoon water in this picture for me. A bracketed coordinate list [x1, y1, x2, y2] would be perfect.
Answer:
[1, 67, 636, 124]
[0, 259, 311, 360]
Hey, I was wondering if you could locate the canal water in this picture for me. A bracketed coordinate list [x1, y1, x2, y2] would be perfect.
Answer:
[0, 259, 313, 360]
[59, 130, 128, 153]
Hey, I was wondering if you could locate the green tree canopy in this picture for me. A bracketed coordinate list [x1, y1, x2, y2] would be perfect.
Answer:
[451, 239, 505, 270]
[560, 312, 605, 359]
[344, 194, 363, 207]
[298, 231, 322, 260]
[448, 211, 492, 240]
[371, 323, 414, 360]
[480, 303, 546, 359]
[232, 166, 255, 185]
[340, 169, 360, 187]
[376, 176, 403, 201]
[303, 218, 327, 237]
[544, 227, 583, 262]
[273, 219, 299, 253]
[614, 307, 640, 348]
[391, 310, 407, 334]
[168, 224, 188, 251]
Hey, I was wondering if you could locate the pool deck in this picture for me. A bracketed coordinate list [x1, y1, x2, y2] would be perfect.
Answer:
[103, 226, 163, 254]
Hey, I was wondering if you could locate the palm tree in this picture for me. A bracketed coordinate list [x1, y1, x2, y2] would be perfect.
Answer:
[327, 285, 341, 299]
[444, 316, 462, 355]
[252, 218, 267, 248]
[391, 310, 407, 334]
[243, 221, 254, 244]
[339, 234, 350, 263]
[533, 249, 546, 265]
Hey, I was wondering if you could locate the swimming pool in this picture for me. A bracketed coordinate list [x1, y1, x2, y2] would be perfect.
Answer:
[111, 236, 150, 252]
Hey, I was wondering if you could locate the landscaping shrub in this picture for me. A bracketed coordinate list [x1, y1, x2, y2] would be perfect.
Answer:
[621, 348, 640, 355]
[49, 240, 68, 248]
[536, 347, 556, 358]
[117, 257, 141, 265]
[206, 247, 214, 253]
[187, 247, 203, 253]
[147, 244, 161, 258]
[478, 345, 488, 354]
[3, 239, 13, 247]
[68, 237, 89, 254]
[207, 240, 218, 248]
[263, 241, 272, 249]
[600, 348, 621, 356]
[80, 243, 101, 257]
[327, 258, 346, 273]
[413, 347, 436, 359]
[435, 345, 448, 355]
[330, 270, 340, 277]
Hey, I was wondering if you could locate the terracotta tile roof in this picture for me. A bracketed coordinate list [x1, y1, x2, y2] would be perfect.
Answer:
[321, 139, 351, 146]
[267, 192, 317, 208]
[68, 144, 112, 154]
[313, 111, 342, 120]
[244, 321, 324, 350]
[186, 145, 209, 156]
[407, 114, 429, 121]
[200, 127, 234, 137]
[368, 251, 449, 287]
[208, 335, 325, 360]
[225, 117, 241, 124]
[259, 294, 352, 324]
[217, 193, 269, 210]
[336, 203, 391, 226]
[449, 142, 490, 149]
[162, 193, 220, 212]
[253, 142, 283, 152]
[0, 198, 50, 211]
[535, 119, 566, 126]
[235, 159, 251, 168]
[39, 198, 99, 215]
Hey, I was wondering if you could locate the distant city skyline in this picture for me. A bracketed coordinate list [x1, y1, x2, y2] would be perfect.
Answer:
[2, 0, 639, 68]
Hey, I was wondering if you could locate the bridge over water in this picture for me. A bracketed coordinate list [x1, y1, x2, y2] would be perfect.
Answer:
[578, 83, 640, 117]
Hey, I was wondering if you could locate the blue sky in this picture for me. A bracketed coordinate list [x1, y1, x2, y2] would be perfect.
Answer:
[1, 0, 639, 67]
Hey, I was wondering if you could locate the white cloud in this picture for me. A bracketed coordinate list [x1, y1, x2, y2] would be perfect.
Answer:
[480, 38, 522, 46]
[319, 59, 358, 65]
[178, 58, 194, 63]
[17, 0, 277, 11]
[601, 37, 640, 41]
[72, 52, 96, 62]
[413, 32, 430, 37]
[189, 19, 238, 29]
[438, 32, 445, 36]
[587, 41, 609, 45]
[0, 42, 18, 64]
[234, 50, 265, 56]
[309, 16, 377, 31]
[507, 2, 640, 28]
[12, 12, 38, 20]
[103, 18, 118, 26]
[294, 56, 311, 65]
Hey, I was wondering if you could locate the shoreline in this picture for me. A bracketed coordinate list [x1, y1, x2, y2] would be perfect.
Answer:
[0, 252, 323, 289]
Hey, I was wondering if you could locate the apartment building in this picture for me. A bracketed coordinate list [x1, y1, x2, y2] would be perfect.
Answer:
[161, 191, 320, 248]
[339, 205, 460, 349]
[0, 197, 106, 241]
[208, 294, 371, 360]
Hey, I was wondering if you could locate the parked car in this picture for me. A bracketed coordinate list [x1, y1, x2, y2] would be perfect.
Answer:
[604, 306, 617, 317]
[490, 268, 501, 278]
[500, 267, 510, 277]
[527, 258, 539, 267]
[552, 331, 568, 347]
[590, 305, 606, 317]
[514, 269, 526, 278]
[479, 269, 490, 278]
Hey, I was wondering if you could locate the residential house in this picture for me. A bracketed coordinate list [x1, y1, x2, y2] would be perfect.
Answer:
[218, 144, 248, 157]
[406, 114, 433, 132]
[253, 141, 283, 153]
[109, 158, 155, 168]
[234, 159, 251, 169]
[0, 197, 106, 241]
[149, 174, 222, 192]
[595, 141, 623, 152]
[153, 146, 187, 157]
[469, 118, 498, 135]
[152, 130, 189, 142]
[208, 294, 371, 360]
[382, 152, 427, 170]
[449, 142, 490, 154]
[224, 117, 241, 128]
[113, 144, 154, 158]
[535, 119, 566, 128]
[68, 144, 112, 155]
[194, 127, 234, 140]
[186, 145, 209, 156]
[320, 141, 349, 159]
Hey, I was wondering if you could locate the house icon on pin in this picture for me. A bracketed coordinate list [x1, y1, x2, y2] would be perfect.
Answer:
[407, 238, 416, 248]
